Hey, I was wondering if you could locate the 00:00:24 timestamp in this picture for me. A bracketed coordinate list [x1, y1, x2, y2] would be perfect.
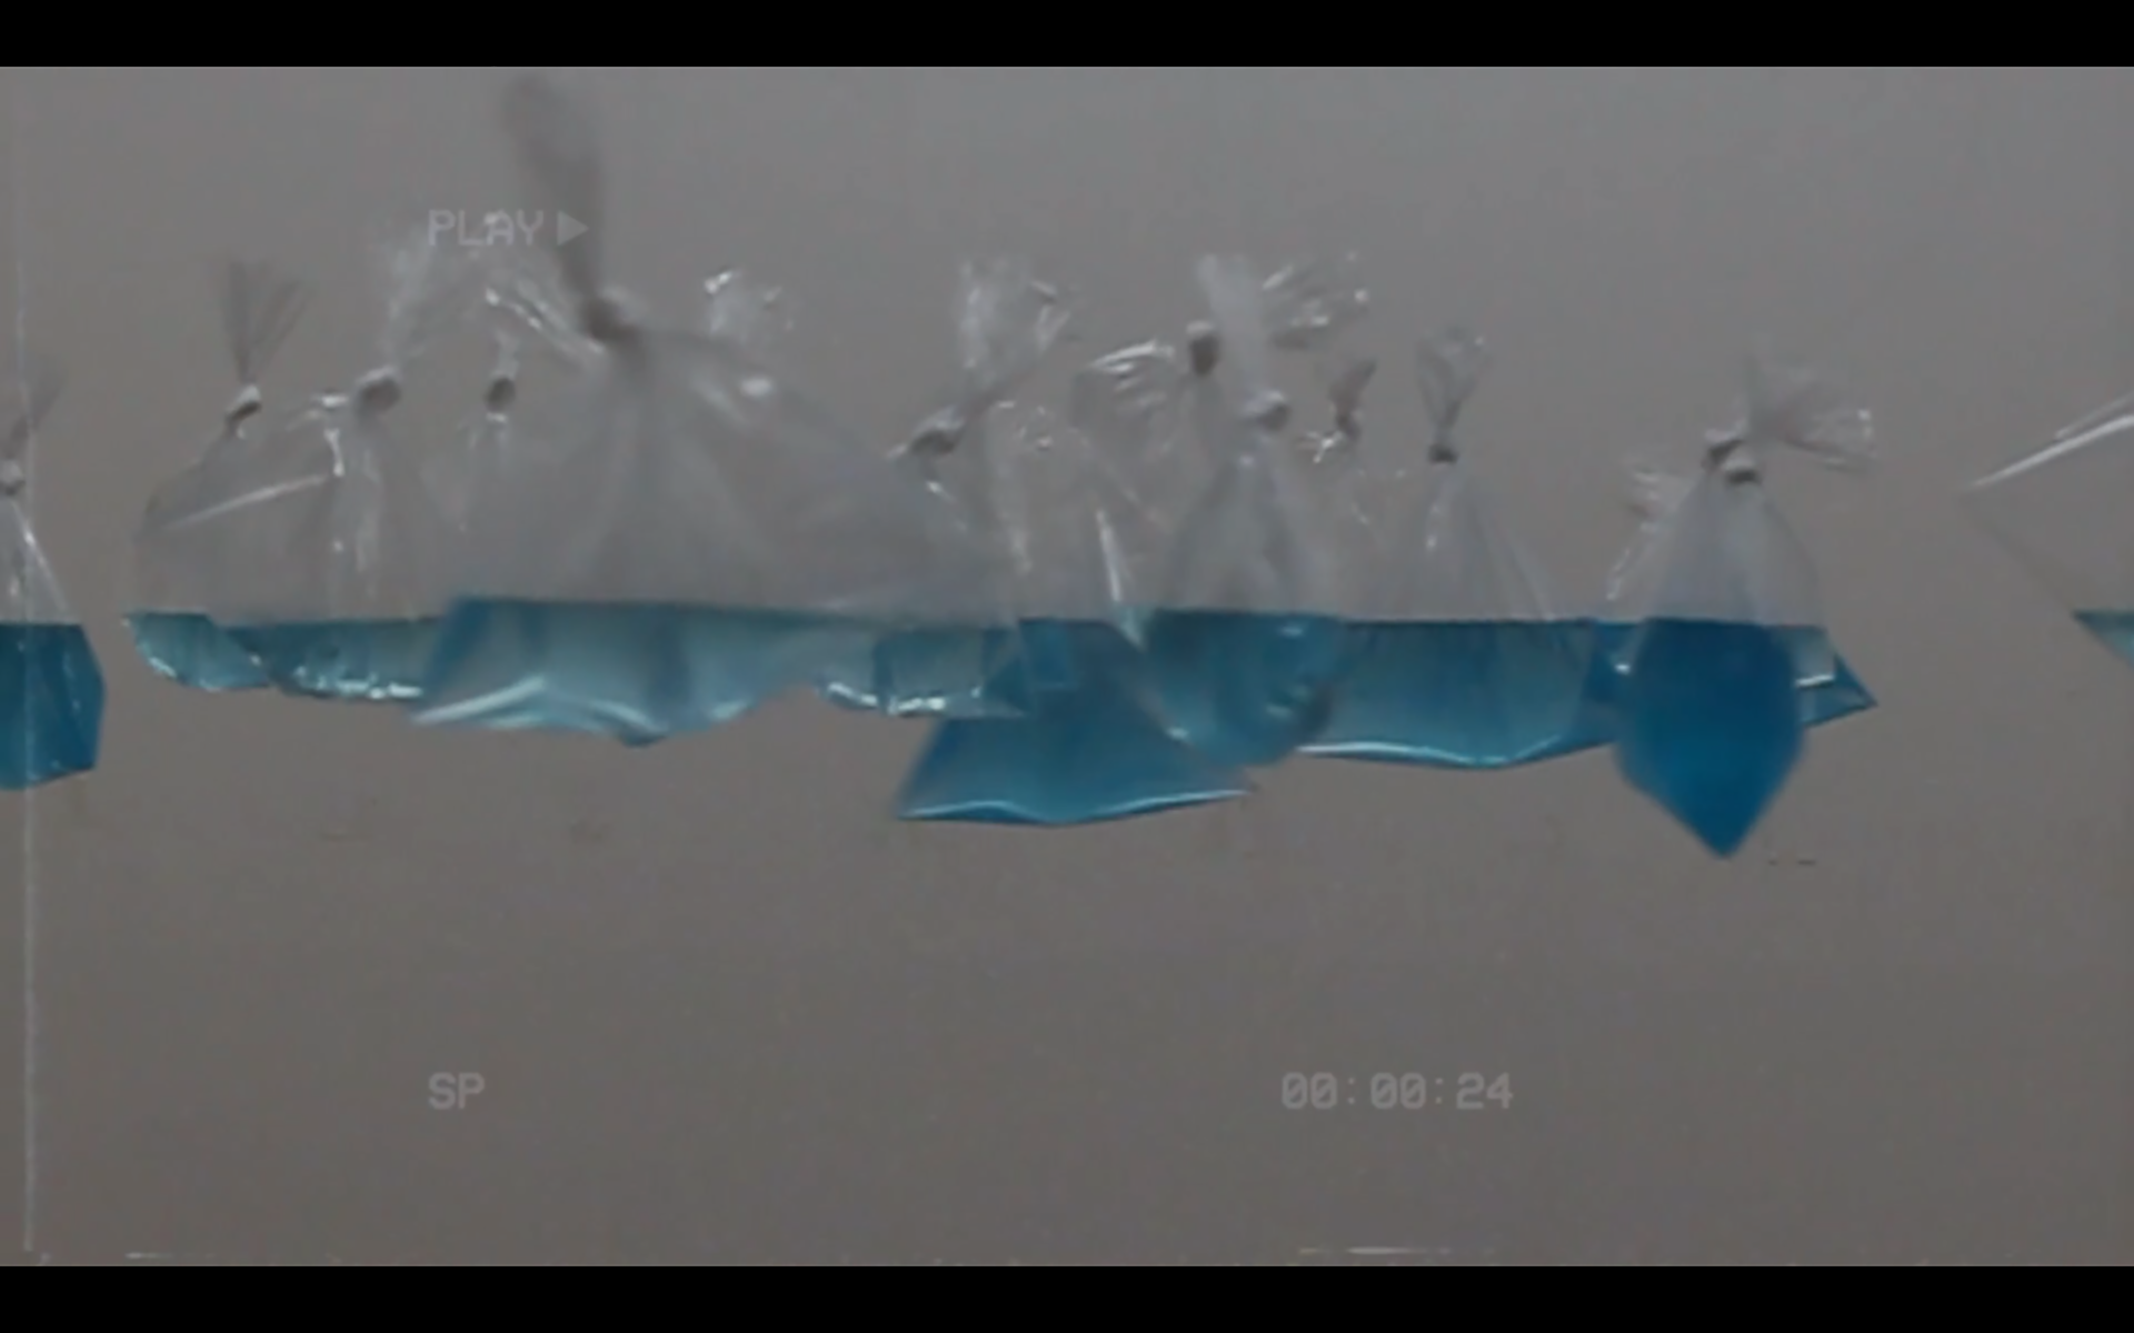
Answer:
[1281, 1073, 1512, 1110]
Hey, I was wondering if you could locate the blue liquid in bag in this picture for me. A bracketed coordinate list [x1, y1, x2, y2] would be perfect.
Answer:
[2074, 610, 2134, 669]
[816, 623, 1027, 719]
[1138, 608, 1352, 767]
[1613, 617, 1802, 858]
[125, 610, 269, 691]
[0, 622, 104, 790]
[225, 617, 444, 703]
[1588, 621, 1874, 729]
[897, 619, 1249, 825]
[1307, 618, 1599, 768]
[413, 597, 833, 744]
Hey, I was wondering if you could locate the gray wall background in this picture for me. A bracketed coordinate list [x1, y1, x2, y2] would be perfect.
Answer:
[0, 66, 2129, 1263]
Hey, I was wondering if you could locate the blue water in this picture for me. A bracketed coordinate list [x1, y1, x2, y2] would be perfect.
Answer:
[412, 597, 838, 744]
[224, 618, 445, 703]
[896, 619, 1250, 825]
[816, 623, 1028, 719]
[125, 610, 269, 691]
[1306, 619, 1600, 768]
[1589, 621, 1874, 730]
[2074, 610, 2134, 669]
[1138, 609, 1353, 767]
[1613, 618, 1803, 858]
[0, 622, 104, 789]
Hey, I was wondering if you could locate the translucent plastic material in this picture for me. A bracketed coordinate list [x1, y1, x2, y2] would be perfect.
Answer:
[1587, 465, 1875, 732]
[414, 74, 1000, 745]
[183, 237, 480, 704]
[1963, 389, 2134, 671]
[0, 353, 103, 789]
[425, 326, 521, 563]
[1068, 339, 1212, 532]
[1307, 329, 1598, 769]
[1291, 351, 1382, 544]
[1610, 354, 1873, 856]
[125, 261, 310, 692]
[820, 257, 1072, 719]
[897, 403, 1250, 824]
[1124, 254, 1371, 768]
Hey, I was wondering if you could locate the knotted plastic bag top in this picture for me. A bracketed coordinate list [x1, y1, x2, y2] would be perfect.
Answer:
[0, 351, 72, 626]
[200, 232, 482, 629]
[1068, 254, 1372, 556]
[1637, 351, 1873, 635]
[1371, 328, 1562, 623]
[458, 74, 997, 623]
[1153, 253, 1371, 618]
[894, 256, 1073, 612]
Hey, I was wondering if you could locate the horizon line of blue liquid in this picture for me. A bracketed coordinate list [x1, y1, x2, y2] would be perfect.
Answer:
[126, 606, 1880, 753]
[1307, 617, 1875, 771]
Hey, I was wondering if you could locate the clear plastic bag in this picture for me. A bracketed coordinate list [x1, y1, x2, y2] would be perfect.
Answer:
[817, 256, 1071, 719]
[1590, 463, 1875, 731]
[424, 323, 521, 553]
[198, 232, 480, 703]
[1305, 329, 1600, 768]
[1126, 254, 1373, 768]
[413, 73, 1001, 745]
[0, 352, 102, 789]
[895, 402, 1251, 824]
[1963, 388, 2134, 671]
[1610, 353, 1873, 856]
[1290, 349, 1384, 566]
[125, 260, 310, 692]
[1068, 337, 1212, 531]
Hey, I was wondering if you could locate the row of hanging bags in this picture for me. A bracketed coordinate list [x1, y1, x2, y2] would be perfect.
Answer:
[893, 261, 1256, 823]
[128, 236, 485, 706]
[1070, 254, 1373, 770]
[1305, 328, 1603, 769]
[413, 72, 1004, 745]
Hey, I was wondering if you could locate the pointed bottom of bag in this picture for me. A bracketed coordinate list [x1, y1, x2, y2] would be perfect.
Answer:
[1613, 618, 1804, 858]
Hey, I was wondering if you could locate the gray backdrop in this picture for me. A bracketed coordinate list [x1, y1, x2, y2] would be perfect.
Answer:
[2, 66, 2130, 1264]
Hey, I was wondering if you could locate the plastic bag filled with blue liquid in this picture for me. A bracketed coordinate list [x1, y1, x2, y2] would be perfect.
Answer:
[1590, 463, 1876, 733]
[896, 400, 1251, 824]
[413, 73, 1001, 745]
[1122, 254, 1374, 769]
[126, 260, 310, 693]
[0, 353, 103, 790]
[821, 256, 1074, 720]
[1963, 389, 2134, 673]
[1609, 354, 1873, 857]
[196, 232, 483, 705]
[1306, 329, 1601, 769]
